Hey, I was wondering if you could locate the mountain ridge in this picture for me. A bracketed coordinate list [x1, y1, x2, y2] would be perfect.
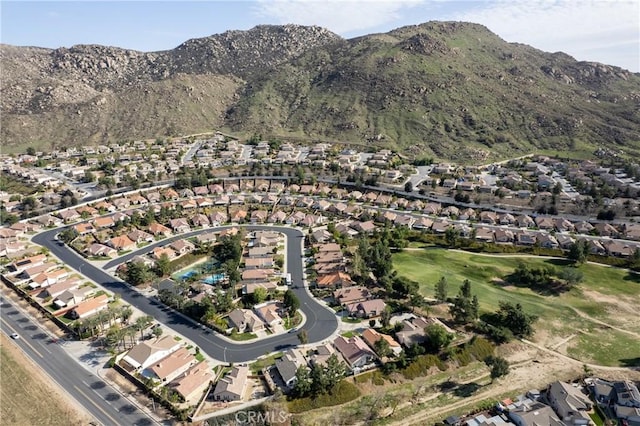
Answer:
[1, 21, 638, 159]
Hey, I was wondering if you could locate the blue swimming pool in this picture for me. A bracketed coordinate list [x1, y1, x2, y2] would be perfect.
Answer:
[174, 269, 225, 284]
[203, 274, 225, 284]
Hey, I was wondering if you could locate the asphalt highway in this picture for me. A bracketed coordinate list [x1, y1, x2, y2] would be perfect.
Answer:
[0, 295, 156, 426]
[32, 225, 340, 363]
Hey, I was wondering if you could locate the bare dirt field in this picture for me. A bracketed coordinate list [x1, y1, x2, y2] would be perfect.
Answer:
[0, 333, 93, 426]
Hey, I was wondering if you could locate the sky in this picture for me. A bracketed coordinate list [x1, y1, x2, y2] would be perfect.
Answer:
[1, 1, 638, 72]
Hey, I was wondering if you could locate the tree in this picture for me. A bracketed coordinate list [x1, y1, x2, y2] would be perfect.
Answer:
[125, 261, 152, 286]
[135, 315, 153, 340]
[252, 287, 267, 305]
[155, 253, 172, 277]
[568, 240, 589, 264]
[310, 363, 329, 395]
[559, 267, 583, 288]
[445, 227, 460, 247]
[283, 290, 300, 316]
[297, 329, 308, 345]
[449, 279, 477, 324]
[493, 301, 538, 338]
[292, 366, 312, 397]
[404, 181, 413, 193]
[152, 326, 163, 338]
[424, 324, 454, 353]
[485, 356, 509, 382]
[374, 337, 392, 358]
[59, 227, 79, 244]
[26, 147, 36, 156]
[380, 306, 392, 329]
[324, 353, 346, 390]
[434, 276, 448, 303]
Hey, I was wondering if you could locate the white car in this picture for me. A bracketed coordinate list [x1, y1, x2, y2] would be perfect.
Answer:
[10, 333, 20, 340]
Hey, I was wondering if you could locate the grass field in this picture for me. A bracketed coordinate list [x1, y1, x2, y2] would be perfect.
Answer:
[0, 334, 91, 425]
[393, 248, 640, 366]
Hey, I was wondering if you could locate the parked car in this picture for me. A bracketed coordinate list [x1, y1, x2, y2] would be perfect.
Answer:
[10, 333, 20, 340]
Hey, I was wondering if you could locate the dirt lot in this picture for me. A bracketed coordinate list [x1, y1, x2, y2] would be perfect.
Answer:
[0, 333, 93, 425]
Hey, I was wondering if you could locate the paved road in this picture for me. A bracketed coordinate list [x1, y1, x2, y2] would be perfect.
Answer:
[32, 226, 339, 363]
[0, 295, 157, 426]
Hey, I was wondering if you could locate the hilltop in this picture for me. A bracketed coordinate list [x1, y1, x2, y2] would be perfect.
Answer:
[1, 22, 639, 159]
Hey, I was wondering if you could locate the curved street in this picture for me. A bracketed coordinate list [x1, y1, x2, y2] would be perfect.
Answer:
[32, 225, 339, 363]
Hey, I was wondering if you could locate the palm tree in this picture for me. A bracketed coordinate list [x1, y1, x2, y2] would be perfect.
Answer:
[135, 315, 153, 341]
[120, 306, 133, 324]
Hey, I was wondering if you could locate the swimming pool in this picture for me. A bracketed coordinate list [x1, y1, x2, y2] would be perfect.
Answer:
[174, 269, 225, 284]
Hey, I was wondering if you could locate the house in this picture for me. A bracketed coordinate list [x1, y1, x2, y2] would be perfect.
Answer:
[171, 362, 213, 402]
[58, 209, 81, 223]
[275, 348, 308, 389]
[535, 216, 555, 230]
[169, 218, 191, 234]
[361, 328, 402, 355]
[169, 239, 195, 256]
[54, 287, 95, 308]
[86, 243, 117, 258]
[546, 381, 592, 425]
[191, 213, 210, 228]
[594, 223, 619, 237]
[9, 253, 46, 274]
[41, 278, 80, 299]
[244, 257, 274, 269]
[74, 222, 96, 236]
[250, 210, 268, 224]
[515, 215, 535, 228]
[241, 269, 274, 282]
[121, 335, 182, 370]
[346, 299, 386, 318]
[107, 235, 137, 252]
[227, 309, 265, 333]
[93, 216, 116, 229]
[537, 234, 559, 249]
[69, 294, 110, 319]
[152, 246, 177, 261]
[613, 380, 640, 407]
[395, 316, 431, 347]
[479, 211, 498, 224]
[308, 343, 345, 367]
[213, 365, 249, 401]
[507, 401, 563, 426]
[494, 229, 515, 243]
[475, 227, 495, 242]
[316, 271, 354, 289]
[145, 347, 196, 383]
[352, 220, 376, 233]
[333, 335, 376, 369]
[254, 302, 283, 327]
[127, 229, 154, 244]
[333, 286, 370, 305]
[29, 268, 69, 289]
[148, 223, 172, 237]
[196, 231, 217, 245]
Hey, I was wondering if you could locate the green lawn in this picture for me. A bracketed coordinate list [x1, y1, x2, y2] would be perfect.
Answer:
[229, 332, 257, 341]
[392, 248, 640, 366]
[567, 329, 640, 367]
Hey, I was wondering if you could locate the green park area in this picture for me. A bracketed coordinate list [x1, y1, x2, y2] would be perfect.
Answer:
[393, 248, 640, 367]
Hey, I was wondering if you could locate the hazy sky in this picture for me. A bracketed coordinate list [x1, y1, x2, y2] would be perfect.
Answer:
[2, 0, 638, 72]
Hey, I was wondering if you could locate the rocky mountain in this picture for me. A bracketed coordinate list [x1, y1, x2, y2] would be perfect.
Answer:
[2, 22, 639, 159]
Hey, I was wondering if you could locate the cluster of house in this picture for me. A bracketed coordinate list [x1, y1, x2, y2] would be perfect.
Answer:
[3, 251, 112, 320]
[444, 378, 640, 426]
[589, 377, 640, 426]
[225, 301, 286, 335]
[269, 315, 447, 392]
[38, 176, 639, 266]
[240, 230, 284, 296]
[119, 334, 214, 403]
